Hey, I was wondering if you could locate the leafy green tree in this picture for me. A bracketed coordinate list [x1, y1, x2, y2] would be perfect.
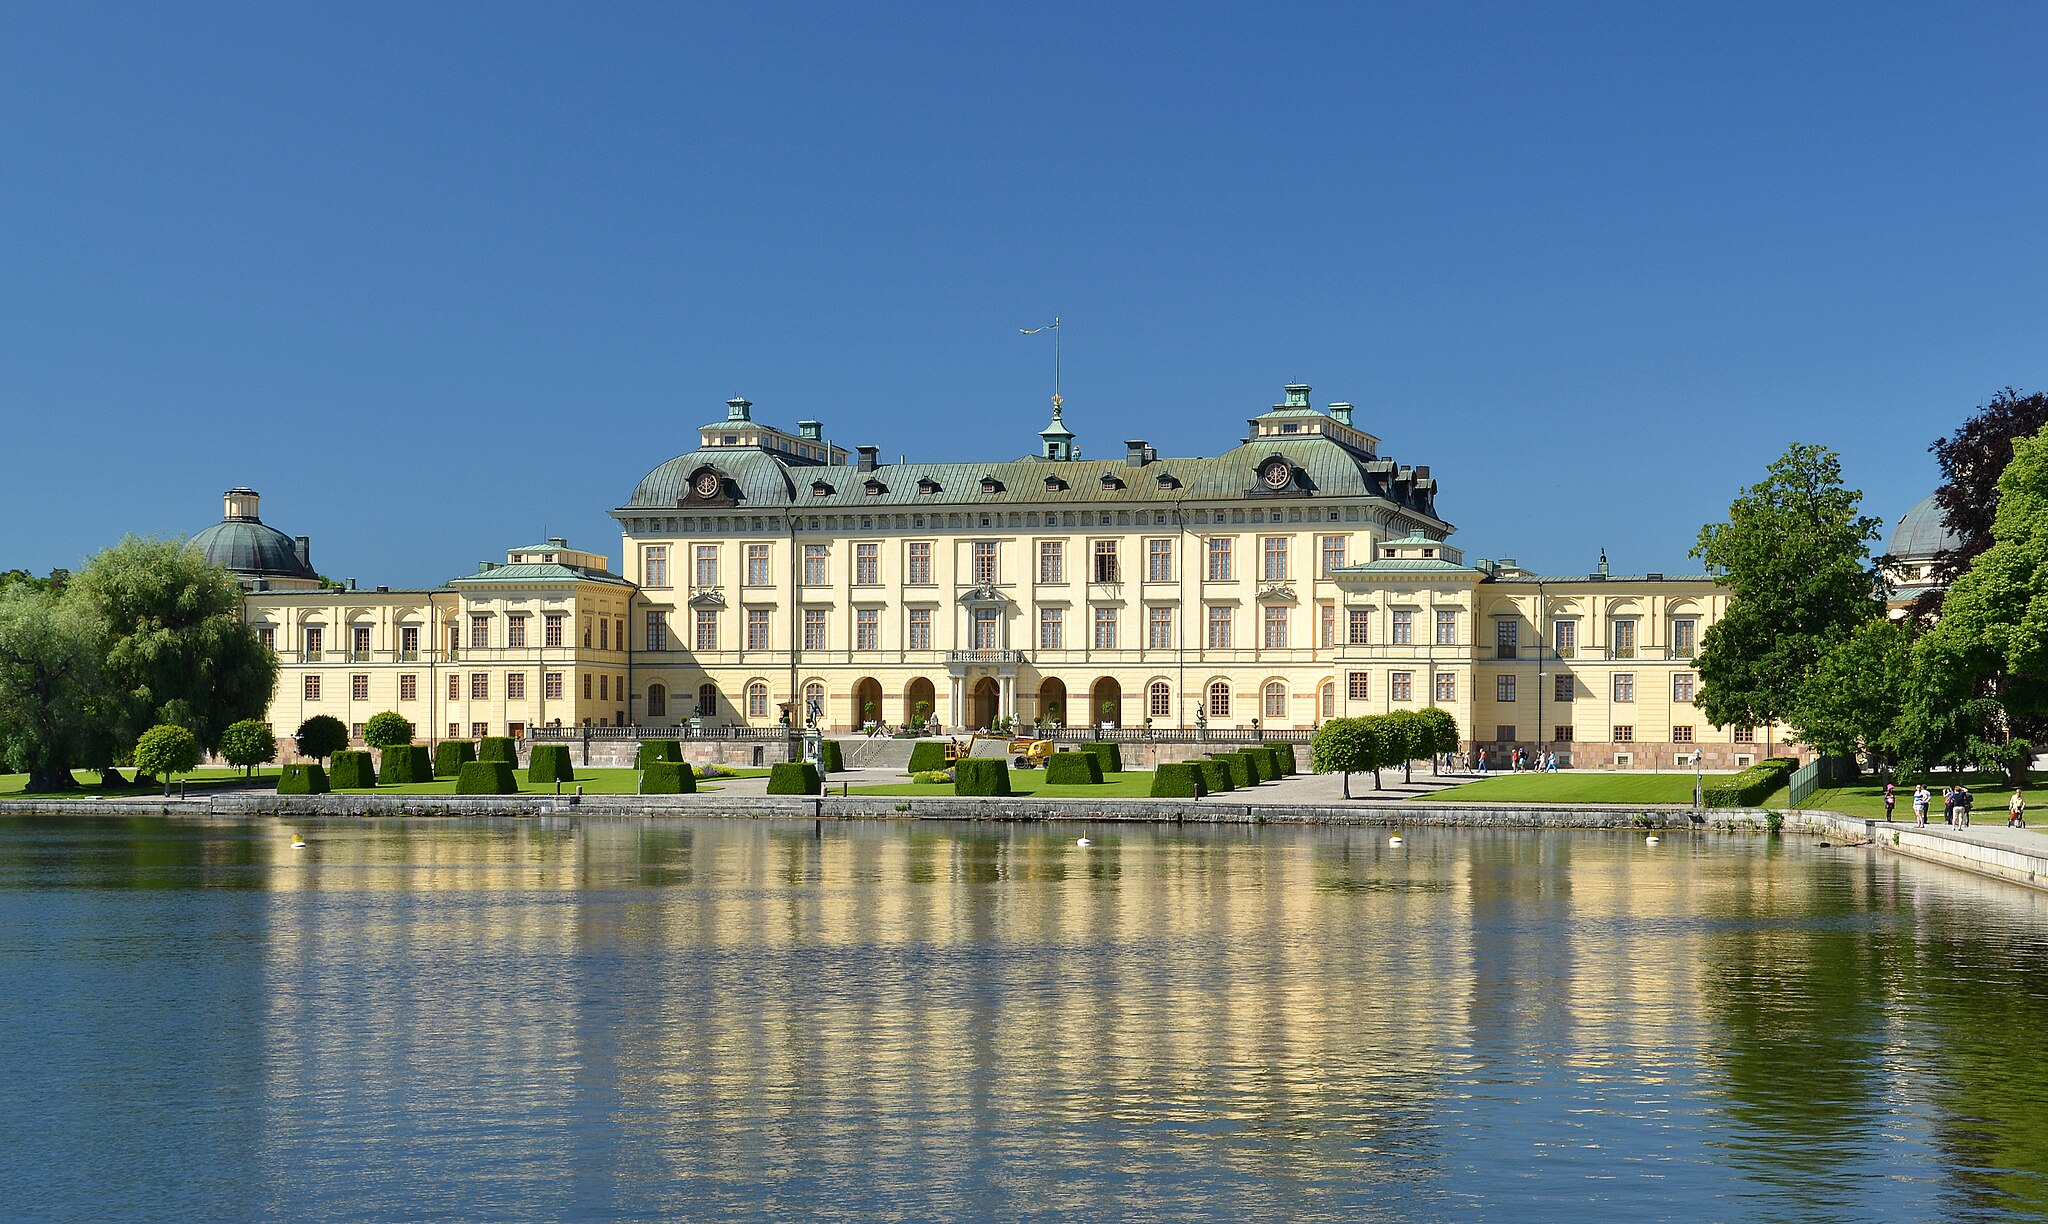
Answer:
[0, 584, 104, 792]
[219, 718, 278, 778]
[1381, 709, 1433, 784]
[1692, 444, 1884, 752]
[362, 711, 415, 750]
[1311, 717, 1382, 797]
[294, 715, 349, 763]
[1417, 707, 1460, 774]
[69, 537, 276, 762]
[1787, 616, 1914, 761]
[1925, 387, 2048, 599]
[134, 723, 202, 791]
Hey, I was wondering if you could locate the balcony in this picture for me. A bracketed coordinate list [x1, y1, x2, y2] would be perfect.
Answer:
[946, 649, 1024, 665]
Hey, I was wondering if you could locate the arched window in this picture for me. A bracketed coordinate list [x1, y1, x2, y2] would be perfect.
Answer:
[1148, 681, 1172, 718]
[804, 681, 825, 724]
[646, 683, 667, 718]
[1208, 680, 1231, 719]
[697, 683, 717, 717]
[746, 681, 769, 719]
[1264, 681, 1287, 720]
[1319, 680, 1335, 720]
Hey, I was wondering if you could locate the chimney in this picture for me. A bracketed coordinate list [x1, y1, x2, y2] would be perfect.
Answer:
[1125, 440, 1149, 467]
[856, 445, 879, 473]
[548, 536, 567, 547]
[797, 419, 823, 440]
[294, 536, 310, 569]
[725, 396, 753, 422]
[1414, 465, 1429, 480]
[478, 561, 493, 573]
[1327, 402, 1354, 426]
[1497, 557, 1516, 572]
[346, 577, 357, 591]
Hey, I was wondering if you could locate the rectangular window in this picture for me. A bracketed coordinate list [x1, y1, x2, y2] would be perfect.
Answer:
[1554, 725, 1575, 742]
[1039, 607, 1064, 650]
[907, 608, 932, 651]
[544, 613, 564, 648]
[447, 672, 461, 700]
[545, 672, 563, 700]
[1673, 724, 1695, 743]
[803, 609, 826, 651]
[1150, 684, 1172, 717]
[1092, 606, 1117, 649]
[1613, 725, 1635, 742]
[583, 673, 593, 699]
[1613, 673, 1636, 703]
[470, 673, 489, 700]
[643, 545, 669, 588]
[1497, 674, 1516, 702]
[1206, 605, 1231, 649]
[1435, 672, 1456, 702]
[1497, 725, 1517, 743]
[304, 625, 323, 660]
[1435, 610, 1457, 646]
[1039, 540, 1065, 584]
[598, 618, 608, 651]
[599, 674, 607, 700]
[1734, 726, 1756, 744]
[1348, 609, 1370, 645]
[1673, 619, 1697, 658]
[448, 624, 461, 657]
[973, 541, 998, 584]
[745, 543, 771, 587]
[507, 672, 525, 701]
[1148, 606, 1172, 649]
[803, 544, 828, 587]
[1147, 538, 1173, 582]
[971, 607, 999, 649]
[1390, 671, 1412, 702]
[1320, 535, 1347, 577]
[470, 615, 490, 649]
[1261, 536, 1288, 581]
[448, 723, 459, 739]
[304, 674, 321, 701]
[1348, 671, 1369, 701]
[256, 624, 276, 651]
[690, 545, 715, 588]
[747, 608, 770, 650]
[1553, 619, 1577, 658]
[747, 685, 768, 717]
[1092, 540, 1119, 583]
[399, 625, 417, 660]
[1496, 620, 1518, 659]
[1555, 674, 1576, 702]
[695, 610, 717, 651]
[854, 542, 880, 586]
[1319, 605, 1336, 649]
[506, 616, 527, 649]
[351, 673, 369, 701]
[399, 674, 418, 702]
[1392, 610, 1414, 645]
[352, 625, 371, 660]
[1264, 684, 1287, 719]
[1262, 606, 1288, 648]
[855, 608, 879, 651]
[1611, 619, 1636, 659]
[1206, 537, 1231, 581]
[1674, 672, 1696, 703]
[907, 542, 933, 586]
[471, 722, 488, 740]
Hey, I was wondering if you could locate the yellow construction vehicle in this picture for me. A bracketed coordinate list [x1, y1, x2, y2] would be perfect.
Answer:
[1008, 736, 1055, 768]
[942, 732, 981, 763]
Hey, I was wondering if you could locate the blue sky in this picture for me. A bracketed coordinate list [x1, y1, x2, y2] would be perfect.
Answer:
[4, 3, 2044, 586]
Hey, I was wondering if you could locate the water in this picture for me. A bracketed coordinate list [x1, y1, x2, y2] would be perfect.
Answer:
[2, 816, 2046, 1221]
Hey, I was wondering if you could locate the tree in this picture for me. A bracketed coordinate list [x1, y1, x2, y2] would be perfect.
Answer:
[295, 714, 349, 762]
[68, 537, 276, 763]
[0, 585, 104, 792]
[1381, 709, 1433, 784]
[1926, 387, 2048, 598]
[362, 711, 415, 750]
[1787, 616, 1914, 762]
[134, 723, 202, 792]
[1692, 444, 1884, 749]
[1311, 717, 1381, 798]
[1417, 707, 1460, 774]
[219, 719, 278, 778]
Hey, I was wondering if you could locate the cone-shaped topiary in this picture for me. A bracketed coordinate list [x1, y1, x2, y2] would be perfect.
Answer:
[767, 762, 822, 794]
[528, 744, 575, 783]
[330, 749, 377, 789]
[434, 740, 476, 778]
[478, 736, 518, 764]
[1044, 751, 1104, 785]
[641, 761, 697, 793]
[455, 760, 519, 794]
[1150, 762, 1207, 798]
[380, 744, 433, 784]
[278, 763, 330, 794]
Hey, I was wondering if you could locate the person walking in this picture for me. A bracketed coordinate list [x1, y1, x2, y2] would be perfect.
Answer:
[1942, 785, 1957, 827]
[1883, 780, 1896, 822]
[1913, 783, 1930, 826]
[2009, 787, 2027, 829]
[1956, 784, 1973, 827]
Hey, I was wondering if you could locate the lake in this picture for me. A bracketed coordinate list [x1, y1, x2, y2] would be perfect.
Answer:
[2, 814, 2045, 1221]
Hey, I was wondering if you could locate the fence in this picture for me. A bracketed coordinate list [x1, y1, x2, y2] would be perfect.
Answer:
[1788, 755, 1856, 807]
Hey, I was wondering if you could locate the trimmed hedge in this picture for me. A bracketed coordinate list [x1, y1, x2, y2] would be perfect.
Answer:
[1705, 756, 1799, 808]
[478, 736, 518, 764]
[768, 762, 822, 795]
[907, 741, 952, 773]
[641, 761, 698, 794]
[1044, 751, 1104, 785]
[817, 739, 844, 774]
[1196, 758, 1235, 793]
[1080, 741, 1123, 775]
[954, 758, 1012, 796]
[1242, 749, 1277, 783]
[528, 743, 575, 783]
[1267, 745, 1297, 776]
[1209, 752, 1253, 788]
[634, 736, 684, 769]
[1150, 762, 1207, 798]
[434, 740, 476, 778]
[329, 750, 377, 789]
[277, 763, 330, 794]
[455, 760, 519, 794]
[379, 743, 433, 785]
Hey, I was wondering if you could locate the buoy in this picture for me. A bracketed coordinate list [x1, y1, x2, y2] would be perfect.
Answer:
[1389, 836, 1403, 846]
[1076, 837, 1092, 847]
[290, 836, 307, 849]
[1645, 835, 1660, 845]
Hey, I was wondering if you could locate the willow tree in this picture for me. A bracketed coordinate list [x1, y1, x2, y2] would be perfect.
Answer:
[0, 584, 104, 792]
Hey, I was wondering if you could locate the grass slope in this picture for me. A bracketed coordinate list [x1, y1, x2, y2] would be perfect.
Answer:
[2, 766, 771, 798]
[1413, 772, 1722, 805]
[851, 770, 1160, 799]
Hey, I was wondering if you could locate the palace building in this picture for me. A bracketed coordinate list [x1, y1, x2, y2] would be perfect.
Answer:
[212, 384, 1772, 767]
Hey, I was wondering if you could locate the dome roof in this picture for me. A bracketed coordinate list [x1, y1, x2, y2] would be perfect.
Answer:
[193, 488, 317, 581]
[1889, 492, 1961, 560]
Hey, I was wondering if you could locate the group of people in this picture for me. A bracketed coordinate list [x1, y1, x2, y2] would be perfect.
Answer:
[1890, 780, 2027, 829]
[1462, 747, 1559, 774]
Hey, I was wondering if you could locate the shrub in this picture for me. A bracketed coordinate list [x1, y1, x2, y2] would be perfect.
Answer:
[1209, 752, 1253, 788]
[1196, 758, 1235, 793]
[1080, 741, 1123, 774]
[637, 740, 682, 768]
[954, 758, 1012, 796]
[329, 749, 377, 789]
[455, 760, 519, 794]
[434, 740, 477, 778]
[380, 744, 433, 784]
[1150, 762, 1207, 798]
[1267, 745, 1297, 776]
[295, 715, 349, 762]
[641, 761, 698, 794]
[1044, 751, 1105, 785]
[696, 764, 728, 778]
[817, 739, 843, 774]
[1238, 749, 1275, 783]
[478, 736, 518, 764]
[134, 723, 202, 781]
[277, 763, 330, 794]
[219, 719, 278, 777]
[528, 744, 575, 783]
[912, 769, 954, 784]
[768, 762, 822, 795]
[362, 711, 415, 751]
[907, 741, 952, 773]
[1704, 757, 1798, 808]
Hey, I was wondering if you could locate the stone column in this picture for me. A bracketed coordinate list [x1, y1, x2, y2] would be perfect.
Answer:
[1000, 674, 1014, 722]
[949, 676, 963, 733]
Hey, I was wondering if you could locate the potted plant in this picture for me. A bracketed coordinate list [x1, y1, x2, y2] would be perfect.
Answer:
[914, 700, 932, 733]
[1044, 700, 1063, 730]
[1100, 698, 1118, 731]
[863, 700, 879, 732]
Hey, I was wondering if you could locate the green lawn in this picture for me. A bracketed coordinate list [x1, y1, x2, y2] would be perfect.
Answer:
[2, 765, 770, 798]
[1413, 772, 1728, 805]
[0, 767, 271, 797]
[1799, 770, 2045, 821]
[850, 769, 1163, 799]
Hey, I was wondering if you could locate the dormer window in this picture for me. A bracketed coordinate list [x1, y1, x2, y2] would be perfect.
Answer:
[811, 480, 833, 497]
[1100, 473, 1123, 490]
[864, 478, 885, 496]
[1044, 475, 1066, 492]
[917, 477, 941, 495]
[980, 475, 1003, 494]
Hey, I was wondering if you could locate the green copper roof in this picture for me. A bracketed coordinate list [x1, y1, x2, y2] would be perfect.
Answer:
[1332, 558, 1481, 574]
[448, 563, 633, 587]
